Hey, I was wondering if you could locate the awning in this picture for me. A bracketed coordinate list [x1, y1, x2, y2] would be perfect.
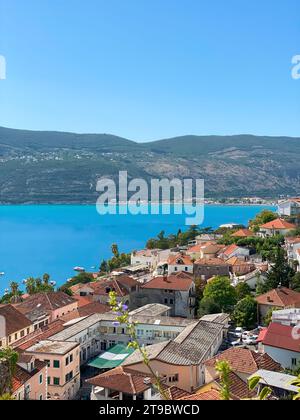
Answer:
[88, 344, 135, 370]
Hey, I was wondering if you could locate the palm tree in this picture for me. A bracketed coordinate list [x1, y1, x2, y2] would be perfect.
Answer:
[25, 277, 36, 295]
[9, 282, 21, 304]
[111, 244, 119, 258]
[43, 273, 50, 285]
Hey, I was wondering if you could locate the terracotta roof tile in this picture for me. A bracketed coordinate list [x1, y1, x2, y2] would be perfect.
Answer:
[262, 323, 300, 352]
[194, 257, 230, 266]
[260, 219, 296, 230]
[87, 367, 154, 395]
[142, 272, 193, 291]
[256, 287, 300, 307]
[180, 389, 222, 401]
[204, 347, 281, 375]
[231, 229, 254, 238]
[168, 254, 193, 266]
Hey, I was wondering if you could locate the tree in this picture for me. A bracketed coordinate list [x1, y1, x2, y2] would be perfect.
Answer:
[264, 307, 277, 326]
[25, 275, 55, 295]
[0, 348, 19, 395]
[198, 297, 221, 317]
[9, 281, 22, 304]
[100, 260, 108, 273]
[202, 277, 237, 313]
[232, 296, 258, 329]
[291, 272, 300, 293]
[215, 360, 231, 401]
[249, 210, 277, 233]
[264, 247, 295, 292]
[111, 244, 119, 258]
[235, 282, 252, 300]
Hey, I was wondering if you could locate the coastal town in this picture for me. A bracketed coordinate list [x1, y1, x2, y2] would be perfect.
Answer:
[0, 198, 300, 401]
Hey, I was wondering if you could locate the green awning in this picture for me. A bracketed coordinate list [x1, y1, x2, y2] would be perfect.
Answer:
[88, 344, 135, 369]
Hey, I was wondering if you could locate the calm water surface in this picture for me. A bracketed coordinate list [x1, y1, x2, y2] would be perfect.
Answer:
[0, 204, 275, 293]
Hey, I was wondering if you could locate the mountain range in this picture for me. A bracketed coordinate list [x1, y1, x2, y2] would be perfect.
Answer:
[0, 126, 300, 203]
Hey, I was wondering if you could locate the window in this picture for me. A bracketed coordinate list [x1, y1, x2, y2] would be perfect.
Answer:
[47, 377, 51, 385]
[15, 333, 18, 340]
[27, 328, 30, 334]
[164, 298, 168, 304]
[170, 299, 174, 305]
[292, 358, 298, 366]
[39, 374, 43, 385]
[53, 378, 60, 386]
[45, 360, 50, 367]
[39, 395, 43, 401]
[65, 371, 74, 383]
[65, 356, 69, 366]
[53, 360, 60, 368]
[69, 354, 73, 363]
[20, 330, 25, 338]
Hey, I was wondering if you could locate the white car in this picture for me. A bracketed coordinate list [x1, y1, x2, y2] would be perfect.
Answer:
[243, 336, 258, 345]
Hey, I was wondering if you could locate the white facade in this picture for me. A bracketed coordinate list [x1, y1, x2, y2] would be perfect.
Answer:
[263, 345, 300, 370]
[278, 200, 300, 217]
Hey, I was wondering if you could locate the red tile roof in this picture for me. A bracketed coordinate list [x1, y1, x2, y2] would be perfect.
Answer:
[204, 347, 281, 375]
[262, 323, 300, 353]
[142, 272, 194, 291]
[256, 287, 300, 308]
[231, 229, 254, 238]
[87, 367, 154, 395]
[15, 292, 77, 318]
[60, 302, 110, 323]
[168, 254, 193, 266]
[72, 295, 94, 307]
[16, 320, 65, 351]
[13, 360, 47, 393]
[215, 371, 256, 400]
[0, 304, 32, 335]
[180, 389, 222, 401]
[220, 244, 240, 257]
[260, 219, 296, 230]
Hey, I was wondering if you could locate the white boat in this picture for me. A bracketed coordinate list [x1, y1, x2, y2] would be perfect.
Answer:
[73, 266, 85, 273]
[0, 272, 5, 276]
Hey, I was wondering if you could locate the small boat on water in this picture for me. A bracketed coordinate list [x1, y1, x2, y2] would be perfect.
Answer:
[0, 272, 5, 276]
[50, 281, 56, 286]
[73, 266, 85, 273]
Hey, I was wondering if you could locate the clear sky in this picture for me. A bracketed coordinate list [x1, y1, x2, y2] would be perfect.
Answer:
[0, 0, 299, 141]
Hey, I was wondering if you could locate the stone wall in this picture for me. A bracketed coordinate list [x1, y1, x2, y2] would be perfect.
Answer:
[0, 358, 11, 396]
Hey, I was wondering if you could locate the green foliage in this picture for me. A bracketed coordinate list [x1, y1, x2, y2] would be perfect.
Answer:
[291, 273, 300, 293]
[290, 376, 300, 400]
[263, 247, 295, 292]
[249, 210, 277, 232]
[0, 348, 19, 395]
[59, 272, 95, 294]
[264, 307, 277, 327]
[232, 296, 258, 329]
[248, 375, 272, 400]
[215, 360, 231, 401]
[198, 297, 221, 317]
[202, 277, 237, 313]
[25, 275, 55, 295]
[146, 226, 214, 250]
[235, 282, 252, 300]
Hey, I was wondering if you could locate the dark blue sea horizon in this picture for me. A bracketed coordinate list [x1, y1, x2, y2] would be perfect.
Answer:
[0, 204, 275, 293]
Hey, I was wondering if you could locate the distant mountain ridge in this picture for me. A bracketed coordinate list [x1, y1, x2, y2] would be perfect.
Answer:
[0, 126, 299, 203]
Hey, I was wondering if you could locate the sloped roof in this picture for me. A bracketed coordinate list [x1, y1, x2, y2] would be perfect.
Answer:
[180, 389, 222, 401]
[256, 287, 300, 307]
[87, 366, 154, 395]
[215, 371, 256, 399]
[168, 254, 193, 266]
[260, 219, 296, 230]
[194, 257, 230, 266]
[0, 304, 32, 335]
[142, 272, 194, 292]
[13, 360, 47, 393]
[262, 323, 300, 352]
[231, 229, 254, 238]
[15, 292, 77, 321]
[220, 244, 240, 257]
[204, 347, 281, 375]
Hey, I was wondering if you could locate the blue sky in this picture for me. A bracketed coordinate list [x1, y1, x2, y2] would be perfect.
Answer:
[0, 0, 299, 141]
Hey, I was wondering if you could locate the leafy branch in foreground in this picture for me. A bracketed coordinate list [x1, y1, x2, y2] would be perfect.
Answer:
[290, 376, 300, 401]
[215, 360, 231, 401]
[248, 376, 272, 400]
[108, 291, 169, 400]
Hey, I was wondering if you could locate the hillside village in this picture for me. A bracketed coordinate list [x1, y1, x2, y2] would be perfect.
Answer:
[1, 198, 300, 401]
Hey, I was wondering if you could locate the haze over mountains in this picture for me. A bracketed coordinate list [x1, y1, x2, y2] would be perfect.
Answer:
[0, 126, 300, 203]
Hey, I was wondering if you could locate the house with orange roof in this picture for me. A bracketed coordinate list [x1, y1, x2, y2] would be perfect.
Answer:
[278, 198, 300, 217]
[218, 244, 250, 260]
[259, 218, 296, 237]
[204, 347, 281, 384]
[256, 287, 300, 322]
[133, 272, 196, 318]
[231, 228, 254, 238]
[259, 322, 300, 369]
[167, 253, 194, 275]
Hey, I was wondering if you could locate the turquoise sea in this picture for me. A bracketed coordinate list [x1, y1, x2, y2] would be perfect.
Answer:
[0, 204, 275, 293]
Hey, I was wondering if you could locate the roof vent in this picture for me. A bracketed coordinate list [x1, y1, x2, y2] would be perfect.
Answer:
[143, 377, 151, 385]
